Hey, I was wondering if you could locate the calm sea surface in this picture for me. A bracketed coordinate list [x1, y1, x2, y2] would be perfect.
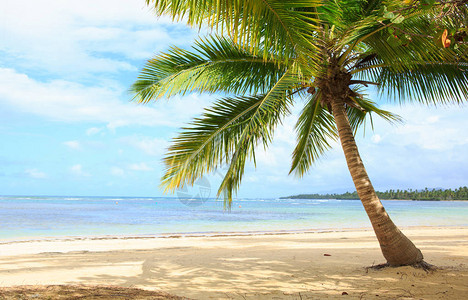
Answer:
[1, 196, 467, 240]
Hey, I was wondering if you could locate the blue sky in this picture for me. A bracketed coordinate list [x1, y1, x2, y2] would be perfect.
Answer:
[1, 0, 467, 198]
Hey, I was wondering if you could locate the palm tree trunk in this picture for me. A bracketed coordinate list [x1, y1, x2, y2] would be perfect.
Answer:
[331, 99, 424, 266]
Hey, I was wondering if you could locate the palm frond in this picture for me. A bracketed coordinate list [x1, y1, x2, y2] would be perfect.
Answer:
[145, 0, 321, 64]
[161, 95, 274, 192]
[290, 92, 337, 177]
[131, 36, 287, 103]
[347, 17, 468, 106]
[365, 26, 450, 72]
[346, 90, 402, 135]
[161, 70, 296, 207]
[377, 62, 468, 105]
[336, 1, 462, 71]
[217, 70, 297, 208]
[350, 52, 384, 79]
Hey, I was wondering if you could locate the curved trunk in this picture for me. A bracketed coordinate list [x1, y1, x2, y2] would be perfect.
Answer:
[331, 99, 423, 266]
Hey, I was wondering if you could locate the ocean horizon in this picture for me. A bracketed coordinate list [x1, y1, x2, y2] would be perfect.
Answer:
[1, 195, 467, 240]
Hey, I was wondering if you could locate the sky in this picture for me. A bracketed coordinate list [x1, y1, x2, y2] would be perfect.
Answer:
[0, 0, 467, 198]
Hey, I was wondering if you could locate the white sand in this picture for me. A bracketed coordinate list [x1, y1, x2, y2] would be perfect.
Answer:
[1, 227, 467, 299]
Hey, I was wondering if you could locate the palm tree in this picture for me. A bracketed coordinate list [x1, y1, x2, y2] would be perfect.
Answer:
[131, 0, 467, 266]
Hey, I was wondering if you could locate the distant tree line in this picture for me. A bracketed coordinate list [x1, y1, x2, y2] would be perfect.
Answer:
[282, 186, 468, 201]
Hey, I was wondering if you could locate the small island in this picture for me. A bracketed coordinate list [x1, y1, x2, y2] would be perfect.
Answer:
[281, 186, 468, 201]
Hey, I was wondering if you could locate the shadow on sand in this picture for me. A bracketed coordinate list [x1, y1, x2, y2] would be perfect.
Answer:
[1, 234, 467, 299]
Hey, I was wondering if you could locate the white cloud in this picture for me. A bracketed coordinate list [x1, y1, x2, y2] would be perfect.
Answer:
[70, 164, 91, 177]
[371, 134, 382, 144]
[273, 114, 297, 147]
[245, 175, 259, 183]
[0, 0, 212, 131]
[129, 163, 154, 171]
[120, 136, 168, 156]
[381, 105, 468, 151]
[0, 68, 211, 128]
[25, 169, 47, 179]
[427, 115, 440, 124]
[86, 127, 103, 136]
[349, 103, 468, 190]
[110, 167, 125, 177]
[64, 140, 81, 150]
[1, 0, 193, 77]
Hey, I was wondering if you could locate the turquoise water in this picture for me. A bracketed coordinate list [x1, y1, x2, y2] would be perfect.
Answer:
[0, 196, 467, 240]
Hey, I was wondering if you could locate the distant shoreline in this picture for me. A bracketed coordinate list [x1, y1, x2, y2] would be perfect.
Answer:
[281, 186, 468, 201]
[280, 197, 467, 201]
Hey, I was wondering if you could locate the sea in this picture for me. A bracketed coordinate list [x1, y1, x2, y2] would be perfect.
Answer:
[1, 195, 467, 240]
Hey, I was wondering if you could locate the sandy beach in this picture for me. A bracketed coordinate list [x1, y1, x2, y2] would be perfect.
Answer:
[0, 227, 467, 299]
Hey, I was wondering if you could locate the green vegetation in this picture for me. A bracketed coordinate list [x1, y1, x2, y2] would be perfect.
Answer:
[282, 186, 468, 200]
[133, 0, 467, 266]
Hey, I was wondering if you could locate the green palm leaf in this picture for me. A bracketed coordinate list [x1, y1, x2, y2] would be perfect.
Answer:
[145, 0, 322, 65]
[217, 70, 297, 207]
[161, 69, 296, 203]
[290, 92, 337, 177]
[346, 92, 402, 135]
[131, 36, 287, 103]
[161, 95, 273, 192]
[377, 62, 468, 105]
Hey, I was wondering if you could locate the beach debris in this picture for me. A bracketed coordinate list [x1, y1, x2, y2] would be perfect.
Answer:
[324, 253, 332, 256]
[342, 291, 348, 295]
